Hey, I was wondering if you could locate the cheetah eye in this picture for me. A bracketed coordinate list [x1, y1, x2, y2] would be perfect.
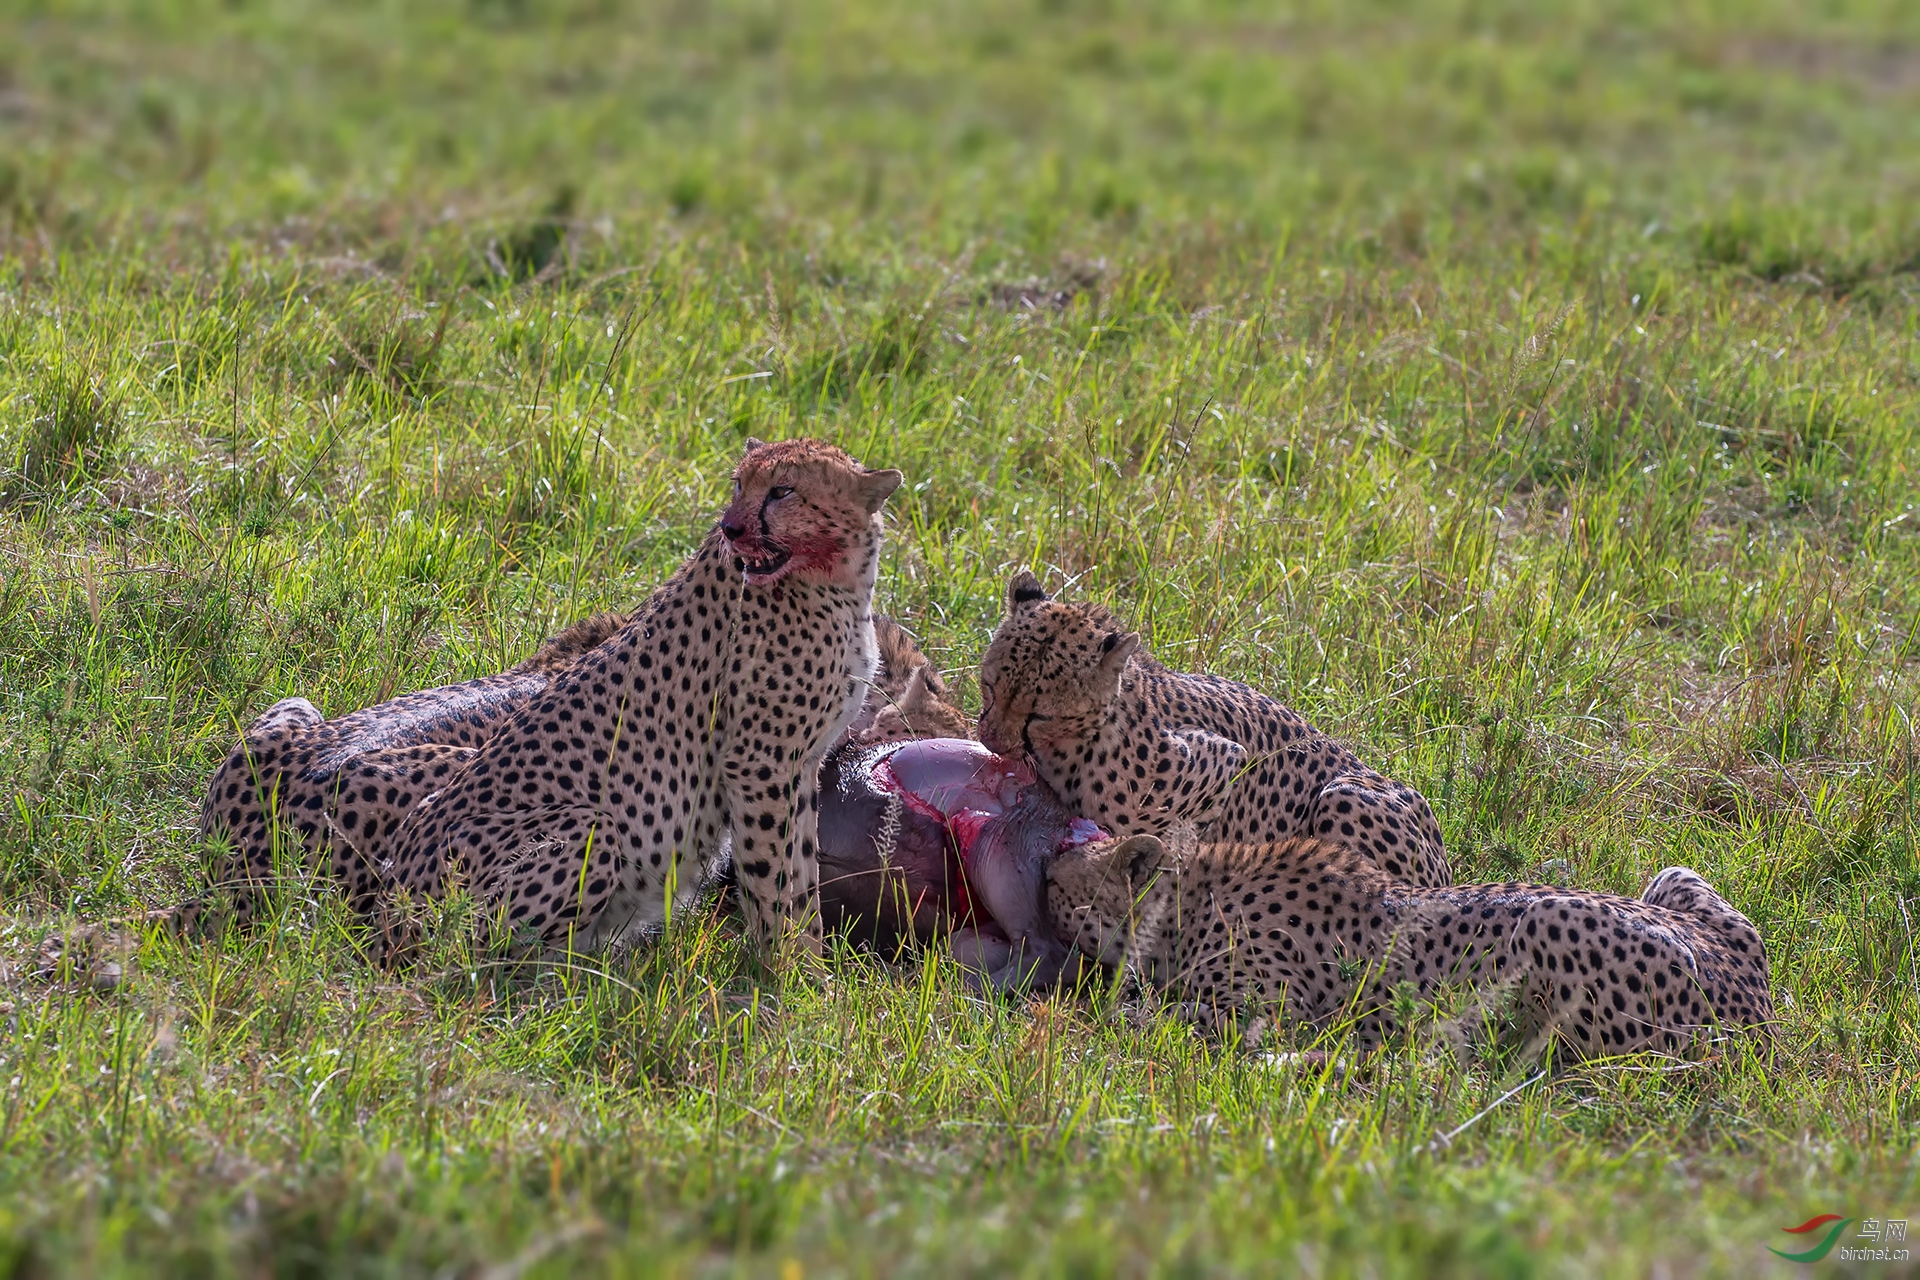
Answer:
[768, 485, 794, 500]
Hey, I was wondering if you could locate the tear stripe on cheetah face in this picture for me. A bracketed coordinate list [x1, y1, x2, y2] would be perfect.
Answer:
[978, 570, 1451, 888]
[386, 437, 902, 962]
[1045, 834, 1776, 1060]
[187, 610, 632, 932]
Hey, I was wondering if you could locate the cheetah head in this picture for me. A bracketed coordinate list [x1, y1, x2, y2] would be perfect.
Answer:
[855, 664, 974, 745]
[977, 571, 1141, 759]
[720, 437, 904, 587]
[1044, 834, 1167, 966]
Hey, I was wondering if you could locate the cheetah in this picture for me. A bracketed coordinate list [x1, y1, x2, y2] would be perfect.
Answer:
[977, 571, 1450, 887]
[842, 615, 972, 746]
[1045, 832, 1776, 1060]
[194, 611, 630, 926]
[380, 437, 902, 961]
[192, 606, 954, 944]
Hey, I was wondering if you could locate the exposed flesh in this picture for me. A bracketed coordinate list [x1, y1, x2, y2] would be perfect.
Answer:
[815, 737, 1105, 990]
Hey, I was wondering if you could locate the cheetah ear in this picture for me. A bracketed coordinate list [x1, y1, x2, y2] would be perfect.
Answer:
[1113, 835, 1166, 891]
[743, 436, 768, 455]
[855, 467, 904, 513]
[1097, 630, 1142, 681]
[899, 664, 939, 711]
[906, 662, 949, 700]
[1006, 570, 1049, 612]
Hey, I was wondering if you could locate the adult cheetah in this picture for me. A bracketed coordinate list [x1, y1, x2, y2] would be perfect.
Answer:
[977, 572, 1450, 887]
[1045, 832, 1776, 1060]
[382, 438, 902, 960]
[194, 612, 629, 926]
[192, 606, 959, 949]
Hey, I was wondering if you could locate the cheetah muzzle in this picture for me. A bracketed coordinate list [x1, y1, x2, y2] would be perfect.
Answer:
[736, 549, 791, 581]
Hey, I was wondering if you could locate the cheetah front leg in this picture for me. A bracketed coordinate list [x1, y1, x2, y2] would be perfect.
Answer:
[724, 762, 825, 964]
[1305, 772, 1452, 887]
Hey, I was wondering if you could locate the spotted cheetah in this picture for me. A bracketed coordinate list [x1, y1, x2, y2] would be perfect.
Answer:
[1045, 833, 1776, 1060]
[379, 438, 902, 960]
[194, 612, 630, 926]
[191, 606, 953, 945]
[842, 615, 972, 746]
[977, 572, 1450, 887]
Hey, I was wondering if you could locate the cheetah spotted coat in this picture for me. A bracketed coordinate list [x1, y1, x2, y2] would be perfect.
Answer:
[381, 439, 901, 957]
[978, 572, 1451, 887]
[1046, 833, 1776, 1059]
[195, 611, 628, 925]
[193, 608, 957, 945]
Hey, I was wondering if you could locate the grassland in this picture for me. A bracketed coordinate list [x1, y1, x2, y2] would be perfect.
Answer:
[2, 0, 1919, 1274]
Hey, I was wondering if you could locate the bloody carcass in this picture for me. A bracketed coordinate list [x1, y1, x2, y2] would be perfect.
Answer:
[816, 737, 1106, 990]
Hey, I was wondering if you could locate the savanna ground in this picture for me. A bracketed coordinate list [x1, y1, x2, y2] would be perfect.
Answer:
[1, 0, 1918, 1274]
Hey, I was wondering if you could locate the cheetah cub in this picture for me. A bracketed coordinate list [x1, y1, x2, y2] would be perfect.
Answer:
[367, 437, 901, 963]
[841, 615, 972, 746]
[978, 572, 1450, 886]
[1046, 833, 1776, 1060]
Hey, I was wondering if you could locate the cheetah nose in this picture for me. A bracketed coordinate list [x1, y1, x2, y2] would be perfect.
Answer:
[721, 519, 746, 541]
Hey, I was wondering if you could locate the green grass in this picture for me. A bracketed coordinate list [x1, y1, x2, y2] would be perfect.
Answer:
[3, 0, 1920, 1273]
